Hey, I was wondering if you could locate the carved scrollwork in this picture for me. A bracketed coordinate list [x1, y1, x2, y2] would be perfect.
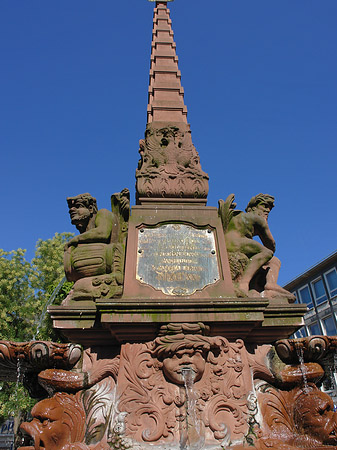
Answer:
[0, 341, 82, 381]
[275, 336, 334, 364]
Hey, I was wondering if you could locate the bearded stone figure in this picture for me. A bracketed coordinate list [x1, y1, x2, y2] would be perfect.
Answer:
[63, 190, 129, 304]
[219, 193, 295, 301]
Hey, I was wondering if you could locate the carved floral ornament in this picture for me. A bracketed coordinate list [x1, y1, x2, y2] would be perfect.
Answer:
[136, 123, 209, 200]
[13, 334, 337, 450]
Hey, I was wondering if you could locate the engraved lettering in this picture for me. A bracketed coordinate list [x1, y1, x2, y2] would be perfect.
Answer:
[136, 224, 220, 295]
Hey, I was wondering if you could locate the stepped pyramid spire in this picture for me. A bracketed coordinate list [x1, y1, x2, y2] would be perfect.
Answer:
[147, 1, 187, 123]
[136, 0, 209, 204]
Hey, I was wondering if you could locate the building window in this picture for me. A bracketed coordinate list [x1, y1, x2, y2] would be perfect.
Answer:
[323, 316, 337, 336]
[311, 277, 327, 305]
[295, 327, 307, 338]
[323, 376, 335, 392]
[292, 292, 298, 303]
[324, 268, 337, 298]
[298, 285, 313, 309]
[309, 322, 321, 335]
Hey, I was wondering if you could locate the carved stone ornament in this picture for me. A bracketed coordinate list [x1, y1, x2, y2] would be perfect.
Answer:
[17, 331, 258, 449]
[136, 122, 209, 201]
[16, 334, 337, 450]
[256, 382, 337, 449]
[63, 190, 129, 304]
[0, 341, 81, 380]
[275, 335, 337, 364]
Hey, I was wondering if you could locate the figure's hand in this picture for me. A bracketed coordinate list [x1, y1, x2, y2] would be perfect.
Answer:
[64, 237, 78, 250]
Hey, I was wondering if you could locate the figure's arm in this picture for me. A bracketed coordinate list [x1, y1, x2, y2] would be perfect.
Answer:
[254, 216, 276, 252]
[68, 209, 114, 246]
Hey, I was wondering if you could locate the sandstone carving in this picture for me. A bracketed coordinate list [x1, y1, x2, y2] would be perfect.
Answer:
[0, 341, 81, 380]
[219, 193, 295, 301]
[20, 392, 87, 450]
[63, 190, 129, 304]
[9, 332, 337, 450]
[136, 123, 209, 201]
[256, 382, 337, 449]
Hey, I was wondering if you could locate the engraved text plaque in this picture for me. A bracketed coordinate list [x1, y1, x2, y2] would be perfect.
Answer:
[136, 224, 220, 295]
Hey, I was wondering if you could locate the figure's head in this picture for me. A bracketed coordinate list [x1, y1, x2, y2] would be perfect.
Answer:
[152, 334, 211, 385]
[67, 193, 98, 232]
[293, 387, 337, 445]
[245, 193, 275, 219]
[20, 393, 85, 450]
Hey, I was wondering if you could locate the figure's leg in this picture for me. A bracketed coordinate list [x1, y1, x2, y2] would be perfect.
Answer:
[238, 240, 273, 294]
[263, 256, 296, 302]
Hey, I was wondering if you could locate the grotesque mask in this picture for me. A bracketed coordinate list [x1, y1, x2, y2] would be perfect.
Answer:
[20, 393, 85, 450]
[162, 347, 207, 385]
[293, 389, 337, 445]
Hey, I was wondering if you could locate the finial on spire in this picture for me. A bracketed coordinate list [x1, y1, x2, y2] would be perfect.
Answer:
[136, 0, 209, 204]
[146, 0, 186, 123]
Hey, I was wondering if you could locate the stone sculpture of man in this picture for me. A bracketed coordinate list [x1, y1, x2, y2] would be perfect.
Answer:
[63, 192, 127, 304]
[65, 193, 114, 250]
[220, 193, 294, 301]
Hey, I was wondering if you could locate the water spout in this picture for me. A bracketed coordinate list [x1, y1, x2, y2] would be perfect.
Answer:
[295, 344, 309, 393]
[180, 367, 204, 450]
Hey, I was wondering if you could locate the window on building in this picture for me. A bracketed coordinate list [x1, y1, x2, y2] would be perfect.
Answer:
[309, 322, 321, 335]
[324, 268, 337, 298]
[295, 327, 307, 338]
[298, 285, 313, 309]
[323, 316, 337, 336]
[323, 375, 335, 392]
[292, 292, 298, 303]
[311, 277, 327, 305]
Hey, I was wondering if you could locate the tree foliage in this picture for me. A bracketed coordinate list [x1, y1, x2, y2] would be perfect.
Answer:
[0, 232, 74, 419]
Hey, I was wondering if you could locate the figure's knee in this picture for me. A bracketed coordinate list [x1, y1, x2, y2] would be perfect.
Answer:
[262, 248, 274, 261]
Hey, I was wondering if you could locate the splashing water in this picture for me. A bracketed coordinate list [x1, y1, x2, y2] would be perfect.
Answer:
[33, 276, 66, 340]
[295, 344, 309, 392]
[181, 367, 204, 450]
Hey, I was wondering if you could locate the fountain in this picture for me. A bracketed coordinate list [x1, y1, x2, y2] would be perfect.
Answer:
[1, 1, 337, 449]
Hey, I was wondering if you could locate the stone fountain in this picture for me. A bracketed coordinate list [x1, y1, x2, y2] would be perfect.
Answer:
[2, 1, 337, 450]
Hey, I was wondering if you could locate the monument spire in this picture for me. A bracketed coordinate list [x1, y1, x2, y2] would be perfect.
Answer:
[136, 0, 209, 203]
[147, 0, 187, 123]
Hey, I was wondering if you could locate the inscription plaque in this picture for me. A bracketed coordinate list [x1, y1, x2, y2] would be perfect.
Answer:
[136, 223, 220, 295]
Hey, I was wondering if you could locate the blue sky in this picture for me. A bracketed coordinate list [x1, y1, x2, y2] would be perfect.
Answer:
[1, 0, 336, 286]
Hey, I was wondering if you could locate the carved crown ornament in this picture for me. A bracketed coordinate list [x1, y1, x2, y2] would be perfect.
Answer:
[136, 123, 209, 201]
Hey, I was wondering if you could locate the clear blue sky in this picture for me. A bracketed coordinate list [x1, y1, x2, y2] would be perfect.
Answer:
[1, 0, 336, 286]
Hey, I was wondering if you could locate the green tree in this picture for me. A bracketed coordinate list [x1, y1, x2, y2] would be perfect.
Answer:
[0, 232, 73, 420]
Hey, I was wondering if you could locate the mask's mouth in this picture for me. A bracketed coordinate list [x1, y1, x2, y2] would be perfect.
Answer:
[328, 428, 337, 441]
[20, 422, 45, 450]
[180, 367, 197, 382]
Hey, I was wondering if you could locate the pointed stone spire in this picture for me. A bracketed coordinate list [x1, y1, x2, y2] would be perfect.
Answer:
[136, 1, 209, 204]
[147, 1, 187, 123]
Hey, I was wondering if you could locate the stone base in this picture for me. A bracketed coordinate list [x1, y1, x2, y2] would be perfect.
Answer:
[49, 298, 306, 345]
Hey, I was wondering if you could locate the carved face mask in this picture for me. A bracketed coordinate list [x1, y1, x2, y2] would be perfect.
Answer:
[294, 390, 337, 445]
[162, 348, 206, 385]
[20, 398, 71, 450]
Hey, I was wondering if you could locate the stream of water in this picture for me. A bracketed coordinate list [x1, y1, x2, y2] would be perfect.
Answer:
[33, 276, 66, 340]
[295, 344, 309, 392]
[181, 367, 204, 450]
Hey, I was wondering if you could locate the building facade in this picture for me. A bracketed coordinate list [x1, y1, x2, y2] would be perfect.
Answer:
[283, 251, 337, 399]
[283, 251, 337, 338]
